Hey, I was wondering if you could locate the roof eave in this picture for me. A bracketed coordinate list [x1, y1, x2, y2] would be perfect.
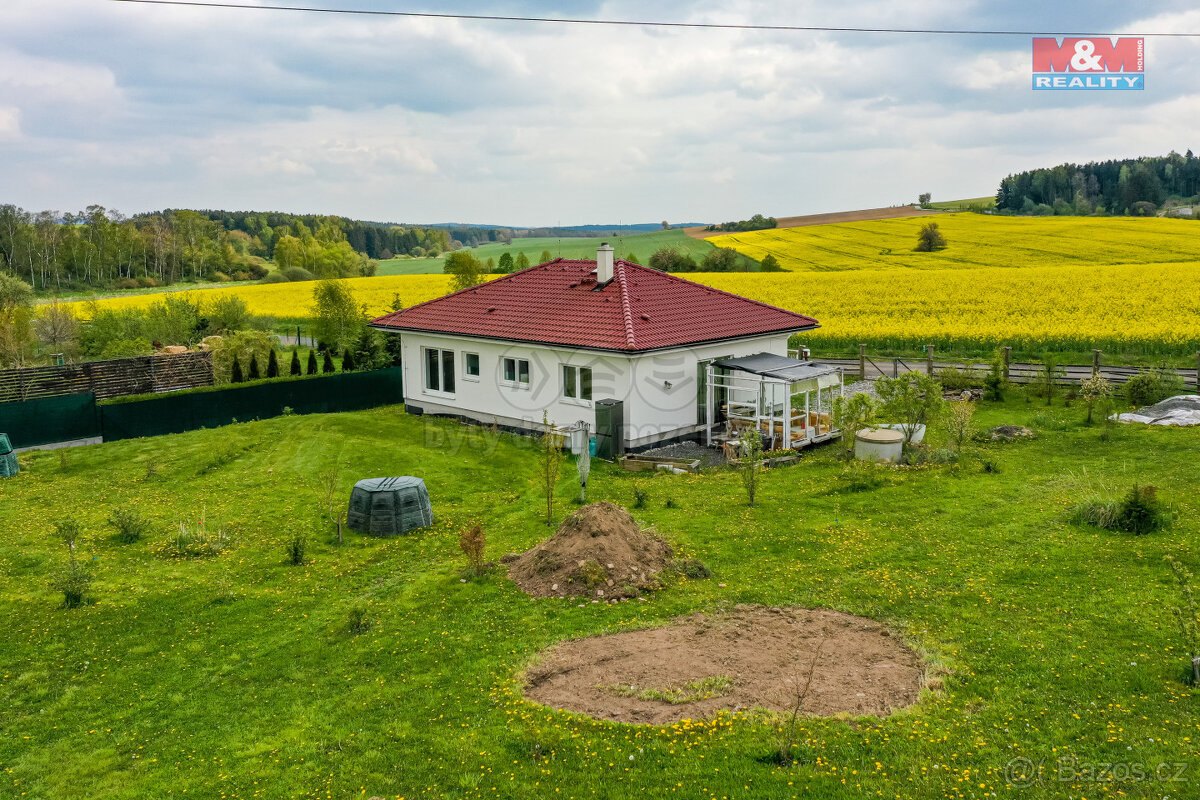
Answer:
[366, 322, 820, 354]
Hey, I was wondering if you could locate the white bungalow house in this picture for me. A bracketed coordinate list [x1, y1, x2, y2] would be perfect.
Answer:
[370, 245, 835, 454]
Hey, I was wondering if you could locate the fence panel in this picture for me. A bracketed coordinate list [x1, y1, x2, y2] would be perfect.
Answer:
[0, 352, 213, 403]
[0, 393, 101, 449]
[101, 368, 404, 441]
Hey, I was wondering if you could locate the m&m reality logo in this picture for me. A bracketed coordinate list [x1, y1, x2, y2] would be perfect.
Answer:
[1032, 37, 1144, 90]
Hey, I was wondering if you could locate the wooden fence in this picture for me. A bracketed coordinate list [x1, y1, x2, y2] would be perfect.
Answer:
[0, 352, 214, 403]
[802, 345, 1200, 389]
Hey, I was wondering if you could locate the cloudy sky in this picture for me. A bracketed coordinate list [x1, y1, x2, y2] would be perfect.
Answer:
[3, 1, 1197, 225]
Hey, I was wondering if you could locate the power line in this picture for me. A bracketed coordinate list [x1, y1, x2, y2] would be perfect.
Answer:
[105, 0, 1200, 37]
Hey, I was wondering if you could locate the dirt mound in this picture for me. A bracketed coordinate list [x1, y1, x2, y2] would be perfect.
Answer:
[506, 502, 673, 599]
[524, 606, 927, 725]
[988, 425, 1035, 441]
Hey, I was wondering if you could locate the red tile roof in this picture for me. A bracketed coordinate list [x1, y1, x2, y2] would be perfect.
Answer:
[370, 259, 819, 352]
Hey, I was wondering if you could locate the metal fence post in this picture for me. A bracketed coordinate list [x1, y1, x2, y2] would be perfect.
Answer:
[927, 344, 935, 376]
[1196, 351, 1200, 389]
[892, 358, 899, 378]
[1002, 346, 1012, 380]
[1092, 349, 1102, 378]
[859, 344, 866, 380]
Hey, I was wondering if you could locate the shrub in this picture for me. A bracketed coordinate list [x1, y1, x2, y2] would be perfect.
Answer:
[107, 508, 152, 543]
[136, 276, 159, 288]
[286, 532, 308, 566]
[937, 366, 983, 391]
[1164, 556, 1200, 685]
[306, 349, 319, 375]
[207, 295, 252, 333]
[1115, 485, 1170, 534]
[831, 393, 878, 457]
[289, 349, 302, 376]
[261, 272, 289, 284]
[162, 515, 230, 558]
[875, 372, 944, 445]
[247, 354, 261, 380]
[1071, 484, 1170, 534]
[1079, 374, 1114, 425]
[632, 485, 649, 509]
[113, 277, 139, 290]
[458, 525, 487, 578]
[1124, 368, 1185, 408]
[1031, 355, 1066, 406]
[322, 350, 335, 374]
[266, 348, 279, 378]
[230, 355, 243, 383]
[283, 266, 315, 282]
[983, 349, 1009, 401]
[670, 558, 712, 579]
[942, 401, 975, 451]
[341, 348, 356, 372]
[738, 428, 764, 507]
[53, 561, 93, 609]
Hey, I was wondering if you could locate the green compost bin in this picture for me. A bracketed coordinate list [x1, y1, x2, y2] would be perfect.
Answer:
[0, 433, 18, 478]
[346, 476, 433, 537]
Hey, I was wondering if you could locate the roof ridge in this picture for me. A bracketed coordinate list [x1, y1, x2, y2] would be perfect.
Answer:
[614, 261, 637, 349]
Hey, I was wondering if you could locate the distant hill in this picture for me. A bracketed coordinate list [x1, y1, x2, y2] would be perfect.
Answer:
[424, 222, 711, 237]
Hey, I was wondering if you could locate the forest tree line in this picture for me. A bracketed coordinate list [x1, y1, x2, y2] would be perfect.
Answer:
[0, 204, 489, 291]
[995, 151, 1200, 216]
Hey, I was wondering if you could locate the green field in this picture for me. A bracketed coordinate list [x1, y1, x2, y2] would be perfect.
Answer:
[3, 396, 1199, 798]
[927, 197, 996, 211]
[376, 229, 720, 275]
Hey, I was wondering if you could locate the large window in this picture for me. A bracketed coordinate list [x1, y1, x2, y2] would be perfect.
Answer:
[502, 357, 530, 387]
[563, 365, 592, 401]
[424, 348, 455, 393]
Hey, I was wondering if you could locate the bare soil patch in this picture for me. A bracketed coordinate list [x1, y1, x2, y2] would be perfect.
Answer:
[524, 606, 925, 725]
[685, 206, 940, 239]
[505, 502, 673, 599]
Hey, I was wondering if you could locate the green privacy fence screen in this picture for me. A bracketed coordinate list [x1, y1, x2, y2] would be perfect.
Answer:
[0, 369, 403, 448]
[0, 393, 102, 449]
[101, 368, 404, 441]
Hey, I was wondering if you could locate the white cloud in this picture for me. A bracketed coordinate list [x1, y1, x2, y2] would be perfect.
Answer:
[1, 0, 1196, 222]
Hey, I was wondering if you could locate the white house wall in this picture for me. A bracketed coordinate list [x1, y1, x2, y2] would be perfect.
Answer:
[395, 331, 792, 449]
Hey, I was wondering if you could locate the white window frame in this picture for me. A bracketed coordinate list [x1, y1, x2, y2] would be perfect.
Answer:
[562, 364, 593, 405]
[422, 347, 456, 398]
[463, 352, 481, 382]
[501, 357, 531, 389]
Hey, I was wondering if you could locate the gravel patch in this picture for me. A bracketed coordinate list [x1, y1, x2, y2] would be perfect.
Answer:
[638, 440, 726, 467]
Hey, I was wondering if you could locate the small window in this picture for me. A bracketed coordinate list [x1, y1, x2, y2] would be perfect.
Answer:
[502, 357, 530, 387]
[464, 353, 480, 378]
[563, 365, 592, 401]
[423, 348, 455, 394]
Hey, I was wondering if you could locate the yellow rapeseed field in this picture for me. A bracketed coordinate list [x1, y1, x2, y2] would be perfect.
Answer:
[709, 213, 1200, 272]
[64, 214, 1200, 356]
[63, 274, 454, 320]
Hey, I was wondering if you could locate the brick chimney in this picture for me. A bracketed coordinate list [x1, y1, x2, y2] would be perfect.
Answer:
[596, 243, 614, 285]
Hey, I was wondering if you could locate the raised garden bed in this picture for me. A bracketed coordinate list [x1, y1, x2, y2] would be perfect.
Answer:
[619, 455, 702, 474]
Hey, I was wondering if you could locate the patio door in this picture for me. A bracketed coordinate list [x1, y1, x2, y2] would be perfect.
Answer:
[697, 359, 730, 426]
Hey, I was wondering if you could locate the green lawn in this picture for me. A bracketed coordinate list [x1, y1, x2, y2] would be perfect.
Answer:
[2, 396, 1198, 798]
[377, 229, 720, 275]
